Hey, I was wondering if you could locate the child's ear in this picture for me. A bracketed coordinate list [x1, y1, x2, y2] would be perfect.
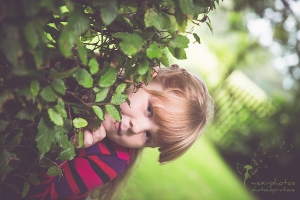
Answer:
[152, 67, 158, 78]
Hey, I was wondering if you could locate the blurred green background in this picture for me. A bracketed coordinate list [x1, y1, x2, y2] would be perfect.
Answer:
[117, 1, 300, 200]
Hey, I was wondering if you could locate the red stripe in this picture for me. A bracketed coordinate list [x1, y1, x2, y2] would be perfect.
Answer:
[62, 161, 80, 194]
[89, 155, 117, 180]
[73, 158, 103, 190]
[27, 188, 49, 199]
[39, 177, 54, 185]
[112, 142, 130, 161]
[98, 141, 110, 154]
[49, 182, 58, 199]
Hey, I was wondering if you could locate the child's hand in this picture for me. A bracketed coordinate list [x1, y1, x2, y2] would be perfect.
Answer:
[71, 125, 106, 148]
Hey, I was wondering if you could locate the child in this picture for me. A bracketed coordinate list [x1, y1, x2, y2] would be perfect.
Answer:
[5, 65, 214, 200]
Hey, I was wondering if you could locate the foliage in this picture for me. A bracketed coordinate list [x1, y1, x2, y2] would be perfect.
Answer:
[232, 0, 300, 97]
[203, 2, 300, 199]
[0, 0, 220, 197]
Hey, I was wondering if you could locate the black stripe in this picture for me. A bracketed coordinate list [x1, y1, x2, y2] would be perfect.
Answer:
[86, 156, 111, 183]
[68, 160, 88, 193]
[104, 138, 117, 156]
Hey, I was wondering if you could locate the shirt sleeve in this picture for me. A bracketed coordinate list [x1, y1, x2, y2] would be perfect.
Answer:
[25, 142, 129, 199]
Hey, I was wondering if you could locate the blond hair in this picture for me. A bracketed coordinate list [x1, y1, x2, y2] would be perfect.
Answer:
[89, 65, 214, 199]
[149, 65, 213, 163]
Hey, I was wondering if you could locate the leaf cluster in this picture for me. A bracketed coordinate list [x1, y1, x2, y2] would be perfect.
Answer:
[0, 0, 219, 197]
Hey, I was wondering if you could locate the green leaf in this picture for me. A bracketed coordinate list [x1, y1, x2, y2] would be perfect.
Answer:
[57, 146, 75, 160]
[146, 42, 162, 59]
[194, 3, 207, 14]
[126, 98, 131, 107]
[34, 47, 43, 68]
[95, 87, 109, 102]
[36, 116, 56, 158]
[54, 118, 72, 134]
[52, 78, 65, 95]
[179, 0, 194, 15]
[193, 33, 201, 44]
[22, 181, 30, 198]
[88, 58, 99, 74]
[138, 60, 149, 75]
[170, 35, 189, 48]
[78, 130, 83, 148]
[40, 86, 57, 102]
[119, 34, 143, 56]
[115, 83, 127, 94]
[0, 150, 16, 179]
[1, 25, 21, 65]
[111, 94, 127, 105]
[68, 11, 89, 36]
[24, 21, 38, 48]
[92, 118, 102, 129]
[105, 104, 120, 122]
[50, 67, 79, 79]
[30, 80, 40, 97]
[28, 173, 41, 185]
[65, 2, 75, 12]
[112, 32, 129, 39]
[54, 99, 67, 118]
[139, 31, 155, 40]
[147, 69, 152, 84]
[7, 131, 22, 147]
[73, 68, 93, 88]
[19, 87, 33, 99]
[145, 9, 171, 30]
[167, 46, 187, 60]
[98, 67, 118, 87]
[54, 132, 70, 148]
[15, 107, 38, 121]
[0, 120, 9, 131]
[47, 166, 63, 176]
[73, 118, 88, 128]
[206, 21, 213, 34]
[0, 89, 14, 113]
[92, 106, 104, 121]
[76, 39, 87, 65]
[48, 108, 63, 126]
[72, 106, 79, 115]
[99, 0, 118, 25]
[93, 87, 101, 93]
[160, 53, 169, 67]
[59, 28, 75, 57]
[175, 7, 187, 32]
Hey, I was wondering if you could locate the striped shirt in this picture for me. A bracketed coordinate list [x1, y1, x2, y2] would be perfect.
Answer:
[26, 138, 133, 199]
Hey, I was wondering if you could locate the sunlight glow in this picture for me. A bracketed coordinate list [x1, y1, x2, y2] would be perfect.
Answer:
[227, 71, 268, 102]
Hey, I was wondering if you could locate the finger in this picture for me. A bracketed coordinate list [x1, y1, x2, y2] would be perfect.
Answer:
[152, 67, 158, 78]
[83, 130, 94, 147]
[92, 125, 106, 143]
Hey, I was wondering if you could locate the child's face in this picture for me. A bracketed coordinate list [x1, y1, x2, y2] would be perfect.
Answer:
[102, 82, 162, 148]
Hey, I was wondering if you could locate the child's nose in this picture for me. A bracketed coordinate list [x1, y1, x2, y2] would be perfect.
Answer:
[129, 118, 147, 134]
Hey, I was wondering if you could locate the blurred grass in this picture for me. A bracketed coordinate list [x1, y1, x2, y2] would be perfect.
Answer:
[118, 135, 257, 200]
